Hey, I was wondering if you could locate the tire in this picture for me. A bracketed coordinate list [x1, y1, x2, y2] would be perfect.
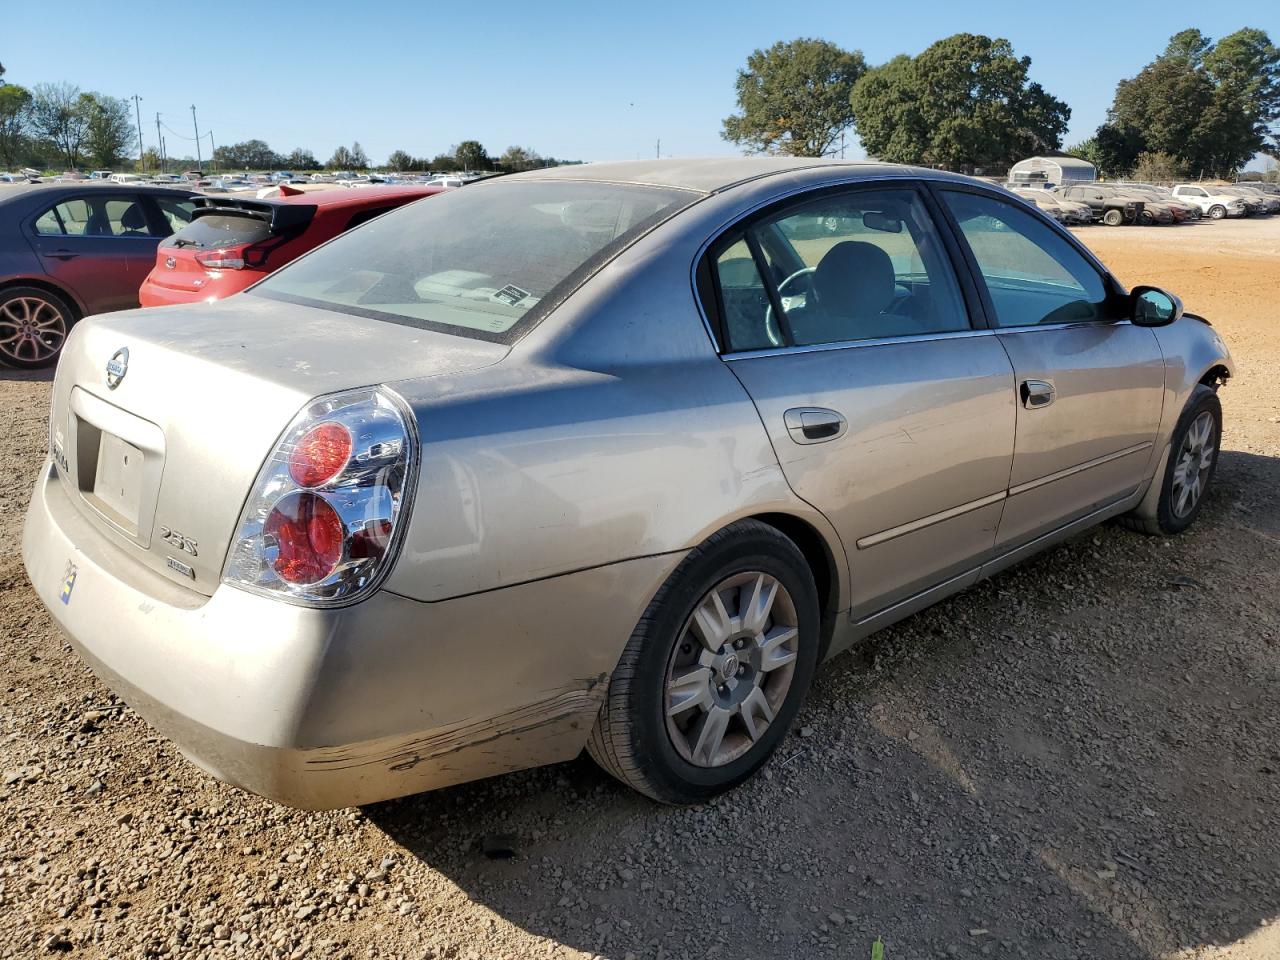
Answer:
[1140, 210, 1155, 225]
[1208, 205, 1226, 220]
[1103, 209, 1124, 226]
[587, 519, 821, 804]
[0, 285, 76, 369]
[1121, 385, 1222, 536]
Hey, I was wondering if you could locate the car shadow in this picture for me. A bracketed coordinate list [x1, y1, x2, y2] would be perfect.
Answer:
[0, 366, 55, 383]
[366, 448, 1280, 959]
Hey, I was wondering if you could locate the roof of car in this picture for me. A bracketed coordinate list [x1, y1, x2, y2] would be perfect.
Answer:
[504, 157, 957, 194]
[0, 182, 199, 207]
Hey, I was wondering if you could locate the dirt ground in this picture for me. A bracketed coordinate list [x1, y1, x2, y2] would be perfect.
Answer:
[1, 219, 1278, 960]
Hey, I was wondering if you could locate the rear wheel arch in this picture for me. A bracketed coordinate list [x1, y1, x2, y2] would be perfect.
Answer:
[744, 511, 842, 659]
[0, 276, 85, 319]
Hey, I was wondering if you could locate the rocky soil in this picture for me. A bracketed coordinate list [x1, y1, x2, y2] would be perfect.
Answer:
[1, 219, 1278, 960]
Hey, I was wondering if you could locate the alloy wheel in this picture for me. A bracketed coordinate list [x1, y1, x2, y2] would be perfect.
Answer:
[0, 295, 67, 365]
[1171, 411, 1216, 519]
[664, 571, 799, 768]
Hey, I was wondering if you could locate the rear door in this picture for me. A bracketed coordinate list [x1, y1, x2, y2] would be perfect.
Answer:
[934, 187, 1165, 549]
[708, 184, 1017, 620]
[27, 192, 165, 313]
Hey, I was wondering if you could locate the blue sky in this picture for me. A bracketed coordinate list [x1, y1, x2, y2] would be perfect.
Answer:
[3, 1, 1275, 167]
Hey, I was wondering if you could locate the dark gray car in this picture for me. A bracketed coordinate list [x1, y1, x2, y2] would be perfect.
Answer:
[0, 184, 198, 368]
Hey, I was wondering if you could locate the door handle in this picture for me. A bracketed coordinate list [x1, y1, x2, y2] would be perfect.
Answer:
[784, 407, 847, 444]
[1020, 379, 1055, 409]
[47, 249, 79, 261]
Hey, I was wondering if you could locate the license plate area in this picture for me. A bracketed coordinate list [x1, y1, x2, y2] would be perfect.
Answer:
[68, 387, 165, 547]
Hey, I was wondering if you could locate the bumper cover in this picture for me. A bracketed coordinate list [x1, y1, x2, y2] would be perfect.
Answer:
[23, 462, 682, 808]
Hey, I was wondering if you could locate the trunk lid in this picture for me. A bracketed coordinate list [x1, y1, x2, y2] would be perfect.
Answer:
[50, 294, 507, 596]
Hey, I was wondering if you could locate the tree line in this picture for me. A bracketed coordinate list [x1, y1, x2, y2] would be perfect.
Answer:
[0, 71, 136, 170]
[722, 29, 1279, 180]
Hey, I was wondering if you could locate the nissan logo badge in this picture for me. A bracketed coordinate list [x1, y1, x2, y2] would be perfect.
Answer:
[106, 347, 129, 389]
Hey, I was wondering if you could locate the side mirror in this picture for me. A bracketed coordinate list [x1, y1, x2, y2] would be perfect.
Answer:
[1130, 285, 1183, 327]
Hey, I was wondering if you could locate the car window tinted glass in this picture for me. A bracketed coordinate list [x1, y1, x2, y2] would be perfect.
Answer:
[154, 197, 196, 234]
[255, 181, 694, 342]
[36, 196, 151, 238]
[162, 213, 272, 249]
[941, 190, 1108, 328]
[716, 187, 969, 348]
[714, 239, 779, 351]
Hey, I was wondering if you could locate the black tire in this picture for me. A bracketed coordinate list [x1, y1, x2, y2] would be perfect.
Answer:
[1103, 209, 1124, 226]
[0, 284, 76, 369]
[1208, 205, 1226, 220]
[1121, 385, 1222, 536]
[587, 520, 821, 804]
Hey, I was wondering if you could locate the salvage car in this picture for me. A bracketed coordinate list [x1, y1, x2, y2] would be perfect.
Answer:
[1052, 183, 1143, 225]
[138, 185, 445, 307]
[1011, 188, 1092, 224]
[0, 183, 199, 368]
[1170, 184, 1249, 219]
[23, 159, 1232, 809]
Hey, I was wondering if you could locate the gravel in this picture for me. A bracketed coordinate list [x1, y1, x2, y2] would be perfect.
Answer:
[2, 223, 1278, 959]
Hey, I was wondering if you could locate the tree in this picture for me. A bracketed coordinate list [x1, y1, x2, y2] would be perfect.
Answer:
[139, 147, 162, 172]
[1130, 151, 1189, 183]
[499, 145, 541, 172]
[852, 34, 1069, 171]
[1092, 28, 1279, 179]
[349, 141, 368, 169]
[452, 140, 489, 171]
[213, 139, 279, 169]
[82, 93, 134, 168]
[386, 149, 413, 171]
[30, 82, 90, 168]
[0, 83, 31, 168]
[285, 147, 319, 170]
[430, 152, 459, 172]
[328, 144, 354, 170]
[722, 38, 865, 157]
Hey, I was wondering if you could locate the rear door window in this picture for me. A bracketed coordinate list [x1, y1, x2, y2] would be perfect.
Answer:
[33, 195, 152, 237]
[151, 196, 198, 235]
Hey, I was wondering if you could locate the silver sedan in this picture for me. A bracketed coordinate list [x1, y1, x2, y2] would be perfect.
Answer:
[23, 159, 1232, 808]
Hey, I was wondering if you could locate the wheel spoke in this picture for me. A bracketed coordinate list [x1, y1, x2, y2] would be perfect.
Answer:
[739, 573, 778, 634]
[690, 706, 731, 765]
[667, 666, 713, 717]
[0, 303, 20, 323]
[757, 625, 798, 672]
[690, 588, 735, 650]
[740, 686, 775, 742]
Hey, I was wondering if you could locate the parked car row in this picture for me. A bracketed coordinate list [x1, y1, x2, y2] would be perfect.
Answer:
[1007, 180, 1280, 225]
[0, 182, 443, 367]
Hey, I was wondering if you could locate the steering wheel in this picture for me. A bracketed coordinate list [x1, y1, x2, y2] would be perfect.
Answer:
[764, 267, 816, 345]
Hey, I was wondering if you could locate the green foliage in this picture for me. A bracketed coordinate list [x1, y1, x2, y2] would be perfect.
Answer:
[30, 82, 90, 168]
[386, 149, 413, 172]
[82, 93, 135, 168]
[214, 139, 278, 169]
[1130, 150, 1189, 183]
[1094, 27, 1279, 178]
[0, 83, 32, 167]
[870, 936, 885, 960]
[499, 145, 542, 172]
[722, 37, 865, 157]
[285, 147, 319, 170]
[349, 141, 368, 169]
[851, 34, 1069, 171]
[452, 140, 489, 171]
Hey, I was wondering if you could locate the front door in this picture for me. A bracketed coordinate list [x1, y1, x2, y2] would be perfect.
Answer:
[708, 185, 1017, 619]
[935, 188, 1165, 548]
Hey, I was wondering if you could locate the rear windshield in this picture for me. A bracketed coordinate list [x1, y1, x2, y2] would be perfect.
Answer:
[163, 213, 271, 249]
[252, 180, 696, 343]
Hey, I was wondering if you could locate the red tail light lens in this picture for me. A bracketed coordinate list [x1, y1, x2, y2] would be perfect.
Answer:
[288, 422, 352, 487]
[265, 492, 345, 584]
[194, 247, 247, 269]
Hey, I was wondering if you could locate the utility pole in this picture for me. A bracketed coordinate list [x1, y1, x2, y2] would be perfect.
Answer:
[191, 104, 202, 170]
[840, 131, 846, 160]
[161, 135, 167, 175]
[656, 138, 660, 159]
[131, 95, 144, 171]
[208, 130, 216, 172]
[155, 113, 163, 173]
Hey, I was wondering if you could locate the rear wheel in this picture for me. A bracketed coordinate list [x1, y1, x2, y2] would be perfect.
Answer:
[588, 520, 821, 804]
[1121, 385, 1221, 535]
[1103, 209, 1124, 226]
[0, 285, 75, 369]
[1208, 205, 1226, 220]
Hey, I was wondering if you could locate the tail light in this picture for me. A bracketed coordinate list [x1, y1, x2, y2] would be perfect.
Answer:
[222, 387, 418, 605]
[195, 247, 248, 270]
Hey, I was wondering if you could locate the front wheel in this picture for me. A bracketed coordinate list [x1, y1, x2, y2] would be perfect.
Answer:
[1121, 385, 1222, 536]
[1208, 205, 1226, 220]
[588, 520, 821, 804]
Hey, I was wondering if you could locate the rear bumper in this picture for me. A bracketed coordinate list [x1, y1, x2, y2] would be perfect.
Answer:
[23, 461, 680, 808]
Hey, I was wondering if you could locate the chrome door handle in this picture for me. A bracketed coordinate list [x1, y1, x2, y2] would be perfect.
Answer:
[783, 407, 847, 444]
[1020, 379, 1055, 409]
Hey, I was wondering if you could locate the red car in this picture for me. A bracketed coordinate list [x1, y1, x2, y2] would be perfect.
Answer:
[138, 185, 445, 307]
